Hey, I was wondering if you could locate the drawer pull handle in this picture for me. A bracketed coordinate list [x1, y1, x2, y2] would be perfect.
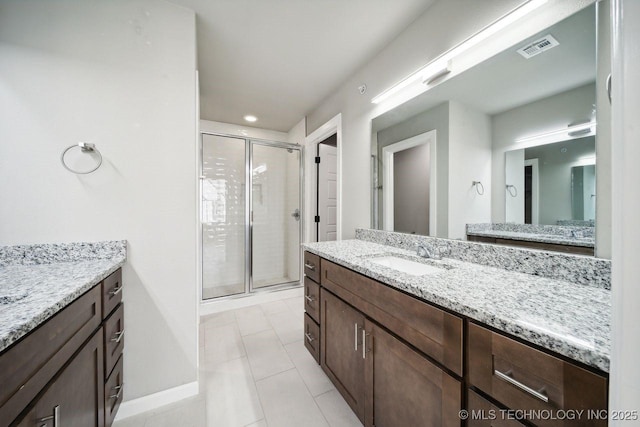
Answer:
[111, 330, 125, 343]
[305, 332, 315, 342]
[304, 263, 316, 271]
[494, 369, 549, 403]
[362, 329, 370, 359]
[38, 405, 60, 425]
[110, 384, 124, 400]
[109, 285, 123, 296]
[354, 323, 359, 351]
[304, 295, 315, 303]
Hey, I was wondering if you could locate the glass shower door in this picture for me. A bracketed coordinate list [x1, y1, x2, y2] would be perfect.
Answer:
[251, 143, 301, 290]
[202, 134, 247, 299]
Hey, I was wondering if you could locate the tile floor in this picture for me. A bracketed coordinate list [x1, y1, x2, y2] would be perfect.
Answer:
[113, 291, 362, 427]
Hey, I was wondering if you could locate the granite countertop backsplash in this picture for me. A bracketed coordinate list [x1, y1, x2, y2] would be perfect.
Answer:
[0, 241, 126, 353]
[466, 223, 595, 248]
[303, 233, 610, 372]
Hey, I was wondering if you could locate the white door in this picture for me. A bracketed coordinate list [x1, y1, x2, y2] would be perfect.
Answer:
[318, 143, 337, 241]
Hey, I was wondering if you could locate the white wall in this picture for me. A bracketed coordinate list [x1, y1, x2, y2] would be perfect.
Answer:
[610, 0, 640, 416]
[306, 0, 589, 239]
[448, 101, 492, 239]
[491, 83, 596, 222]
[505, 149, 525, 222]
[0, 0, 198, 401]
[200, 119, 288, 142]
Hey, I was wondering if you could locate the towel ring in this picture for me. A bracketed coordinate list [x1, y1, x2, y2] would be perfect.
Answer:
[61, 142, 102, 174]
[506, 184, 518, 197]
[472, 181, 485, 195]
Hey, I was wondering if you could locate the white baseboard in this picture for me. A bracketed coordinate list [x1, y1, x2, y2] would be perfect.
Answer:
[114, 381, 199, 421]
[199, 286, 303, 317]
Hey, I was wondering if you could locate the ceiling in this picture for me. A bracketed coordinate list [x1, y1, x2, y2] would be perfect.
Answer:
[373, 4, 596, 132]
[167, 0, 436, 132]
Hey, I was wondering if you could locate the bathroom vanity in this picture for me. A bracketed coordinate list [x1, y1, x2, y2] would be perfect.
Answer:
[0, 242, 126, 427]
[303, 231, 609, 426]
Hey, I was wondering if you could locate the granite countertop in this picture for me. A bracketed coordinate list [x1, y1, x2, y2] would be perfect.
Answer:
[466, 229, 595, 248]
[303, 239, 610, 372]
[0, 242, 126, 353]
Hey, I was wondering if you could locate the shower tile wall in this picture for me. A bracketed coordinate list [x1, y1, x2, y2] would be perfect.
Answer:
[252, 144, 300, 288]
[202, 135, 301, 299]
[202, 135, 246, 299]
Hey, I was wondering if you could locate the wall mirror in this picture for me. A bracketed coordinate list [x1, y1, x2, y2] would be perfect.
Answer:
[371, 2, 601, 245]
[505, 135, 596, 225]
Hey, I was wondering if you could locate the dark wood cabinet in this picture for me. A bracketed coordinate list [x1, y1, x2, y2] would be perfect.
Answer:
[304, 313, 321, 363]
[2, 268, 124, 427]
[0, 286, 102, 426]
[364, 320, 462, 427]
[104, 355, 124, 427]
[320, 290, 366, 422]
[467, 390, 526, 427]
[16, 330, 104, 427]
[321, 259, 463, 376]
[304, 277, 320, 323]
[315, 254, 463, 426]
[467, 322, 607, 426]
[304, 251, 608, 427]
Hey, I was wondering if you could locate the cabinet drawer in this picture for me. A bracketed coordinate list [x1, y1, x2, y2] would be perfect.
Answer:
[321, 260, 463, 376]
[304, 277, 320, 323]
[304, 313, 320, 364]
[467, 323, 607, 426]
[104, 303, 125, 379]
[104, 355, 124, 427]
[102, 268, 123, 319]
[304, 251, 320, 283]
[0, 285, 102, 426]
[467, 390, 526, 427]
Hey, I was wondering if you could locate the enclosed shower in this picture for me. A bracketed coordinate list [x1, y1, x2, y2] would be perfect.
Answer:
[201, 133, 302, 300]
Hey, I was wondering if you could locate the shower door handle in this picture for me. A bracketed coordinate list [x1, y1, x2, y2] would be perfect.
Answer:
[291, 209, 300, 221]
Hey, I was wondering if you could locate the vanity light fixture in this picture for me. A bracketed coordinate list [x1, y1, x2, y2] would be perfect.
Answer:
[244, 115, 258, 123]
[515, 121, 597, 144]
[371, 0, 548, 105]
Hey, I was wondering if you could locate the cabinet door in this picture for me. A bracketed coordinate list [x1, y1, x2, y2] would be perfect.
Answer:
[15, 329, 104, 427]
[320, 290, 365, 422]
[364, 320, 462, 427]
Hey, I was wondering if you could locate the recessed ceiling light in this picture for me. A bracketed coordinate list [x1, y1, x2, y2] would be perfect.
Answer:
[244, 115, 257, 123]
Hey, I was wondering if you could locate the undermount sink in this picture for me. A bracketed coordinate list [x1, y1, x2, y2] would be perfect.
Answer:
[369, 256, 445, 276]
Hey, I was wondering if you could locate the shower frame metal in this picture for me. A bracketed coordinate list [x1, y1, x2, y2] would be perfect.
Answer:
[199, 131, 304, 300]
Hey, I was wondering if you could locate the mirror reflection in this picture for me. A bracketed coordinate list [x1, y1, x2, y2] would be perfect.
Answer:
[505, 136, 596, 225]
[371, 3, 600, 253]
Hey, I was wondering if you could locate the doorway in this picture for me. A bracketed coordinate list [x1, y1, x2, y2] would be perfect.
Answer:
[201, 133, 302, 300]
[381, 130, 437, 235]
[315, 134, 338, 242]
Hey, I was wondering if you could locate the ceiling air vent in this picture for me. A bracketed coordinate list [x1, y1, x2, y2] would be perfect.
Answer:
[517, 35, 559, 59]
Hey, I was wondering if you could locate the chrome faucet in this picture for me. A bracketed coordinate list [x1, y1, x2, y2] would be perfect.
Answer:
[417, 244, 442, 260]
